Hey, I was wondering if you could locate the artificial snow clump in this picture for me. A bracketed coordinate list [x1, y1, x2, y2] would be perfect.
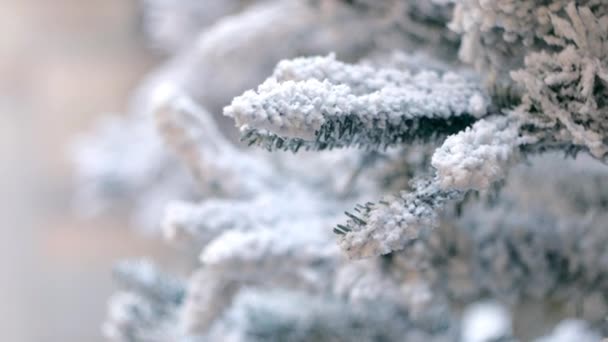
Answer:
[432, 116, 523, 191]
[461, 301, 513, 342]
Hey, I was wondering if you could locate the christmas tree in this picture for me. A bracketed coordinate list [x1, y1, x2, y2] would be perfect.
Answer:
[73, 1, 608, 340]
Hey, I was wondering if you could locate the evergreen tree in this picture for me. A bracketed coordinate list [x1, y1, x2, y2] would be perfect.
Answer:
[74, 1, 608, 340]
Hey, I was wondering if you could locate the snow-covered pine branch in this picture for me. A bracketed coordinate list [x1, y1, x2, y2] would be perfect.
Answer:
[207, 288, 451, 342]
[512, 2, 608, 161]
[153, 85, 275, 197]
[431, 116, 524, 191]
[104, 260, 185, 341]
[70, 112, 198, 231]
[335, 177, 462, 258]
[225, 54, 489, 151]
[112, 259, 185, 307]
[335, 107, 608, 258]
[394, 154, 608, 324]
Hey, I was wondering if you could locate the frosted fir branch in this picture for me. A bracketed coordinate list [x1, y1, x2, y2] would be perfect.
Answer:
[162, 182, 346, 254]
[449, 0, 543, 83]
[153, 86, 275, 197]
[448, 0, 608, 85]
[391, 154, 608, 312]
[225, 55, 489, 151]
[200, 224, 337, 266]
[182, 264, 332, 336]
[467, 155, 608, 307]
[271, 54, 470, 96]
[333, 260, 406, 303]
[464, 209, 608, 309]
[162, 194, 304, 244]
[105, 260, 185, 341]
[509, 153, 608, 215]
[511, 3, 608, 160]
[336, 177, 462, 258]
[180, 237, 340, 336]
[113, 259, 185, 307]
[209, 288, 450, 342]
[451, 1, 608, 160]
[239, 113, 478, 152]
[333, 258, 440, 319]
[70, 112, 198, 231]
[534, 320, 602, 342]
[188, 188, 343, 265]
[179, 269, 243, 334]
[143, 0, 432, 116]
[352, 180, 608, 333]
[104, 292, 172, 342]
[162, 199, 257, 243]
[134, 0, 345, 119]
[431, 116, 524, 191]
[431, 113, 596, 192]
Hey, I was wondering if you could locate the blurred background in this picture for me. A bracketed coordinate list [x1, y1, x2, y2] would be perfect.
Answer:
[0, 1, 182, 340]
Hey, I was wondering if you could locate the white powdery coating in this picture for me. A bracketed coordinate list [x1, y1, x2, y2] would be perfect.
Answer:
[165, 174, 351, 265]
[339, 179, 458, 258]
[200, 224, 337, 266]
[333, 260, 420, 308]
[179, 269, 241, 334]
[103, 292, 150, 340]
[155, 90, 276, 197]
[162, 200, 253, 243]
[103, 291, 176, 342]
[225, 78, 342, 140]
[340, 199, 434, 258]
[432, 116, 521, 191]
[399, 154, 608, 308]
[71, 112, 197, 232]
[461, 301, 512, 342]
[273, 54, 484, 99]
[448, 0, 608, 82]
[209, 288, 413, 342]
[511, 3, 608, 160]
[225, 55, 488, 140]
[534, 320, 601, 342]
[162, 178, 346, 245]
[143, 0, 419, 115]
[162, 197, 276, 243]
